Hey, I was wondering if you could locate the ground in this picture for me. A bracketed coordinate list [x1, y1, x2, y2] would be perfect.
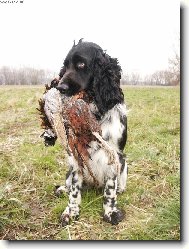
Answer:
[0, 85, 180, 240]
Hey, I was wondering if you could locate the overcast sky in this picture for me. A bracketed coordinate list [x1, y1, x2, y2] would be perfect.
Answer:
[0, 0, 180, 76]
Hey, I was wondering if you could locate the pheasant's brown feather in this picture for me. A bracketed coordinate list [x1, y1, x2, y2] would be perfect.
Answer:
[38, 86, 101, 170]
[63, 91, 101, 168]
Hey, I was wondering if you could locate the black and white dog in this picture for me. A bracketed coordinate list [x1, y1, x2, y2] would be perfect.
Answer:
[44, 40, 128, 225]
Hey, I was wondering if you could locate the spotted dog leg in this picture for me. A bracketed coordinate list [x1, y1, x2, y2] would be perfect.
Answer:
[117, 154, 128, 193]
[61, 170, 83, 226]
[103, 176, 125, 225]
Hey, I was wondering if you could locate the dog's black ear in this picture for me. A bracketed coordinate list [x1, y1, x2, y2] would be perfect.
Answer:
[91, 50, 124, 115]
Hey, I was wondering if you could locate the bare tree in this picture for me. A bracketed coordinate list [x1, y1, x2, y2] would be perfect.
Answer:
[168, 52, 180, 85]
[130, 72, 141, 85]
[121, 73, 130, 85]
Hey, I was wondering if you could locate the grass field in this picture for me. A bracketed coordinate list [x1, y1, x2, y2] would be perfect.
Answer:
[0, 85, 180, 240]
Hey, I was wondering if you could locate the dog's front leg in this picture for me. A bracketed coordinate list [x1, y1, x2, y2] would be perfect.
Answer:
[61, 170, 83, 226]
[103, 175, 125, 225]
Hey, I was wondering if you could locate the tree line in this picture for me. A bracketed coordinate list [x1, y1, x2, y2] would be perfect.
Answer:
[0, 51, 179, 86]
[0, 66, 55, 85]
[121, 52, 180, 86]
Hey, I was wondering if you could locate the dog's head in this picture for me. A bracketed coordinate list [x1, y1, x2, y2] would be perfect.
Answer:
[57, 40, 124, 115]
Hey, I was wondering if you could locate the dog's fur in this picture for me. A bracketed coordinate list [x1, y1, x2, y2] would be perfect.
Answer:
[50, 40, 128, 225]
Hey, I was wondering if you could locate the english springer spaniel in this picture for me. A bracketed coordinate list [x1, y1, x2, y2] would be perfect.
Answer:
[43, 39, 128, 226]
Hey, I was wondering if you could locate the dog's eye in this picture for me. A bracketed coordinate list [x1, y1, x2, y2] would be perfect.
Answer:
[76, 62, 85, 69]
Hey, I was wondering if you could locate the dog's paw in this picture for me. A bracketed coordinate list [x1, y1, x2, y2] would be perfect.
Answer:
[103, 209, 125, 225]
[60, 213, 79, 227]
[54, 185, 68, 197]
[61, 213, 70, 227]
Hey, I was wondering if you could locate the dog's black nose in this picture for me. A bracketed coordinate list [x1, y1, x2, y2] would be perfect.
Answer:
[56, 84, 69, 92]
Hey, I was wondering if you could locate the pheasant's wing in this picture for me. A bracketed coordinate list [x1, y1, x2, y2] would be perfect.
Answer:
[65, 99, 101, 136]
[64, 98, 101, 168]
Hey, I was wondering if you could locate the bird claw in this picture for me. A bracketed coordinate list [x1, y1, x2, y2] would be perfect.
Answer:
[54, 185, 68, 197]
[107, 151, 115, 165]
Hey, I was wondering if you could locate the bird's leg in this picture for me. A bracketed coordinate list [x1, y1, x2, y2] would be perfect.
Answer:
[55, 167, 73, 196]
[61, 170, 83, 226]
[103, 175, 125, 225]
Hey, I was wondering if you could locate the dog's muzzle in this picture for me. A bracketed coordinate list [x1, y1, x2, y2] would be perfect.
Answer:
[56, 83, 69, 93]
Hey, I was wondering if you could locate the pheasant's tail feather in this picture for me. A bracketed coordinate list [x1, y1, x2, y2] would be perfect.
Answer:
[37, 98, 52, 130]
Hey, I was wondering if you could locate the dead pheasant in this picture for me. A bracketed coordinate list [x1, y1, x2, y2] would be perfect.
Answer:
[38, 81, 120, 182]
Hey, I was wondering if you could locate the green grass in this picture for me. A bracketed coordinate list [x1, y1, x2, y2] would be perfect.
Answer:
[0, 85, 180, 240]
